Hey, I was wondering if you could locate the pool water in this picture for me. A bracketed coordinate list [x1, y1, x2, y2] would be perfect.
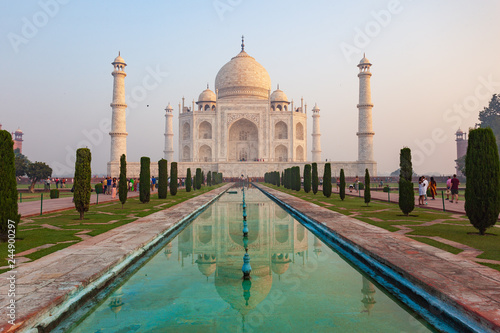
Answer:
[65, 188, 435, 332]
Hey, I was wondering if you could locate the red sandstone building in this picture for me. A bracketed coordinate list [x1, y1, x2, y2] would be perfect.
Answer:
[0, 123, 24, 154]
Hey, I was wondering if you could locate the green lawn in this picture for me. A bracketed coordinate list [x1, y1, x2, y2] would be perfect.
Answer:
[1, 184, 223, 273]
[263, 184, 499, 271]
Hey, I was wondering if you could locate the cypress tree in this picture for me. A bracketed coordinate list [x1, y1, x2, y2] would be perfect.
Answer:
[304, 164, 312, 193]
[364, 168, 371, 206]
[295, 166, 301, 191]
[276, 171, 281, 187]
[312, 163, 319, 195]
[74, 148, 91, 220]
[158, 159, 168, 199]
[139, 157, 151, 203]
[339, 168, 346, 201]
[323, 163, 332, 197]
[195, 168, 202, 189]
[207, 171, 212, 186]
[0, 130, 20, 236]
[291, 167, 296, 190]
[119, 154, 128, 207]
[212, 171, 216, 185]
[170, 162, 178, 195]
[201, 171, 205, 185]
[281, 171, 284, 186]
[186, 168, 192, 192]
[465, 128, 500, 235]
[398, 147, 415, 216]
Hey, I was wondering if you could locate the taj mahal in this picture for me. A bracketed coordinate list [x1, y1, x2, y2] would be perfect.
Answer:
[107, 38, 376, 178]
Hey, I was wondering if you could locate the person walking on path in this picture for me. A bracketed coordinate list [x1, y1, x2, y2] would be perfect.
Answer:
[418, 176, 426, 205]
[111, 177, 117, 199]
[429, 177, 437, 200]
[450, 174, 460, 203]
[446, 176, 452, 200]
[422, 176, 429, 204]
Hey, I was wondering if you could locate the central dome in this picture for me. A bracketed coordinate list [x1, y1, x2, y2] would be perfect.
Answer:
[215, 50, 271, 100]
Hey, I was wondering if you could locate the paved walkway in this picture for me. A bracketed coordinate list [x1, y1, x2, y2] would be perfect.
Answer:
[257, 184, 500, 332]
[18, 191, 141, 217]
[0, 184, 232, 332]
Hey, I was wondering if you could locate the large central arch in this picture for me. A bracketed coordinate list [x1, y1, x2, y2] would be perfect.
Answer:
[228, 118, 258, 161]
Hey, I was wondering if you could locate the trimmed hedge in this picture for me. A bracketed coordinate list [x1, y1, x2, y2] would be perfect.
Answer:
[312, 163, 318, 195]
[50, 189, 60, 199]
[74, 148, 91, 220]
[119, 154, 128, 207]
[322, 163, 332, 198]
[170, 162, 178, 195]
[139, 156, 151, 203]
[158, 159, 168, 199]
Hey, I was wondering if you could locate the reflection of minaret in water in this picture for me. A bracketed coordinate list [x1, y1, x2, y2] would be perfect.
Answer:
[313, 237, 323, 258]
[164, 242, 173, 259]
[361, 276, 376, 314]
[108, 287, 125, 319]
[196, 254, 217, 281]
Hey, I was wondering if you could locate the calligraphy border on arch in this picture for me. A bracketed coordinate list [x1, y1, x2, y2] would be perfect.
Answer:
[227, 113, 260, 127]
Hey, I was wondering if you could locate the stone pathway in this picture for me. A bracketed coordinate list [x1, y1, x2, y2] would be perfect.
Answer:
[18, 191, 140, 217]
[257, 184, 500, 332]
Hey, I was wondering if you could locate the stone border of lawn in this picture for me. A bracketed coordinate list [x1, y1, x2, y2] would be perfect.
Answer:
[0, 183, 233, 333]
[255, 184, 500, 333]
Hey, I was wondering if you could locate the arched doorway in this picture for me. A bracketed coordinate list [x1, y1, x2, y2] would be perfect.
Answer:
[199, 145, 212, 162]
[228, 118, 258, 161]
[275, 144, 288, 162]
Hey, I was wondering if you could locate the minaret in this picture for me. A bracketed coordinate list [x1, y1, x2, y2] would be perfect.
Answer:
[311, 103, 322, 162]
[357, 54, 374, 162]
[109, 52, 128, 163]
[164, 103, 174, 161]
[12, 128, 23, 154]
[455, 128, 468, 176]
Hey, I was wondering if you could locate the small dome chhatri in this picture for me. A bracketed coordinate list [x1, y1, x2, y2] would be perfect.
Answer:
[198, 85, 216, 103]
[271, 86, 288, 102]
[358, 53, 371, 66]
[113, 51, 126, 65]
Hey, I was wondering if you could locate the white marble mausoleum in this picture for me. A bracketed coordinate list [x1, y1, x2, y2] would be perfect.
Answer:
[107, 40, 377, 179]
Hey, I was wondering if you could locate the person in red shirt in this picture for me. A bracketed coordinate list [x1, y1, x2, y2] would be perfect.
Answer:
[450, 174, 460, 203]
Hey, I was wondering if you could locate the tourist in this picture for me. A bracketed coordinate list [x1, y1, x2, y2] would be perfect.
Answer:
[55, 177, 60, 189]
[446, 176, 452, 200]
[45, 177, 51, 191]
[354, 176, 359, 192]
[422, 176, 429, 204]
[418, 176, 425, 205]
[129, 178, 134, 191]
[111, 177, 117, 198]
[429, 177, 437, 200]
[450, 174, 460, 203]
[151, 176, 157, 192]
[62, 178, 66, 188]
[106, 176, 112, 195]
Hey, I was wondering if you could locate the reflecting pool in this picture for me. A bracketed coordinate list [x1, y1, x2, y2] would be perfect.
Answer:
[65, 188, 435, 332]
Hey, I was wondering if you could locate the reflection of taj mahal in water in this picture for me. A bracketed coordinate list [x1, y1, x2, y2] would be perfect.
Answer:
[107, 38, 377, 178]
[106, 188, 377, 320]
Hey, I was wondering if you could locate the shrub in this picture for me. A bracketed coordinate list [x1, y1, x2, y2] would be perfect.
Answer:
[201, 171, 205, 185]
[383, 185, 390, 193]
[94, 183, 103, 194]
[339, 169, 346, 201]
[294, 166, 301, 191]
[211, 171, 216, 185]
[312, 163, 318, 195]
[119, 154, 128, 207]
[186, 168, 192, 192]
[465, 128, 500, 235]
[276, 171, 280, 187]
[358, 183, 365, 190]
[139, 157, 151, 203]
[364, 169, 371, 206]
[170, 162, 178, 195]
[74, 148, 91, 220]
[398, 147, 415, 216]
[158, 159, 168, 199]
[304, 164, 311, 193]
[207, 171, 212, 186]
[50, 189, 60, 199]
[322, 163, 332, 198]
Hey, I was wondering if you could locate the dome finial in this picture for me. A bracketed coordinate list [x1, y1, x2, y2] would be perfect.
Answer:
[241, 35, 245, 51]
[119, 51, 120, 56]
[207, 83, 209, 89]
[277, 84, 279, 90]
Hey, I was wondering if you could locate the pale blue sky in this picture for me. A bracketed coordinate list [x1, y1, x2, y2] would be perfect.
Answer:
[1, 0, 499, 175]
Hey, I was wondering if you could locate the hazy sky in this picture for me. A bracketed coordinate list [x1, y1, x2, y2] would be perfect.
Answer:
[1, 0, 499, 176]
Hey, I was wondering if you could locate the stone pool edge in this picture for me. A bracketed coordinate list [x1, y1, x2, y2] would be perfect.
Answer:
[255, 184, 500, 333]
[0, 184, 232, 333]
